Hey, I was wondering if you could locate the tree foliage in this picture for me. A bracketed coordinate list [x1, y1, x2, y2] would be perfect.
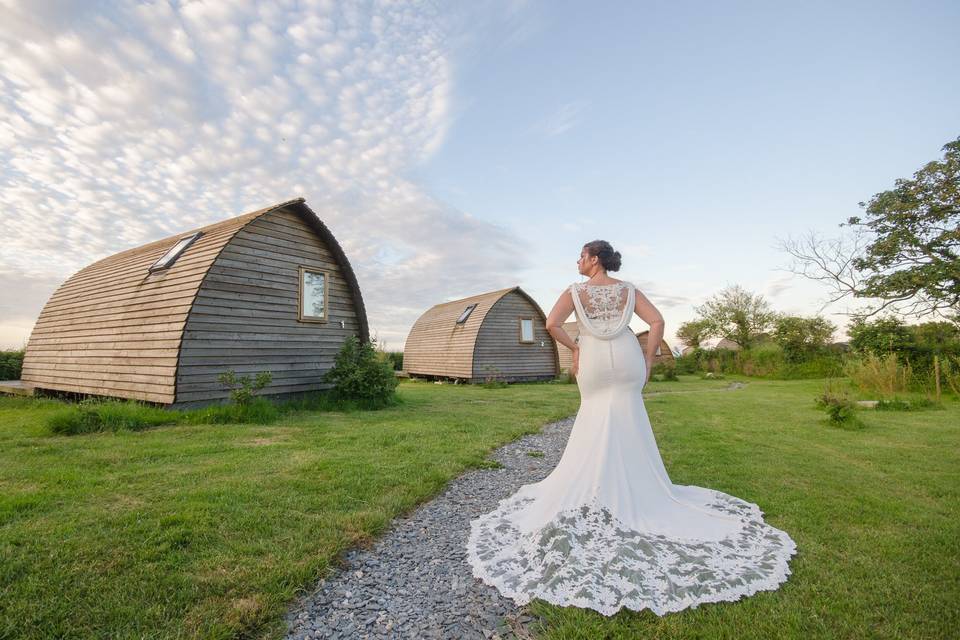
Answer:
[842, 136, 959, 320]
[778, 136, 959, 324]
[772, 315, 837, 363]
[676, 319, 711, 349]
[692, 284, 778, 349]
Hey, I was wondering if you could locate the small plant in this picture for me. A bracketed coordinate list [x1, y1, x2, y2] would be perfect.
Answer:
[814, 380, 863, 429]
[481, 365, 508, 389]
[217, 370, 273, 406]
[526, 450, 545, 458]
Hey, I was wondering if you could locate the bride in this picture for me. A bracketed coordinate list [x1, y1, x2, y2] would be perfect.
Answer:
[465, 240, 797, 617]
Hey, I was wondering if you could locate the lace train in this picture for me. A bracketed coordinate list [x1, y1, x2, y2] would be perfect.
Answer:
[466, 488, 798, 617]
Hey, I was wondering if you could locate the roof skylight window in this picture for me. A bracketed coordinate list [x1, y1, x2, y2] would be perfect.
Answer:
[150, 232, 202, 272]
[456, 303, 478, 324]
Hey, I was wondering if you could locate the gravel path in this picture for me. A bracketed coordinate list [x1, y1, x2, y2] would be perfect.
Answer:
[284, 414, 576, 640]
[284, 381, 748, 640]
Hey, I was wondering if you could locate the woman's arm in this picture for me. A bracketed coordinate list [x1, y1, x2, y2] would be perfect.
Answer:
[545, 287, 578, 352]
[634, 285, 665, 365]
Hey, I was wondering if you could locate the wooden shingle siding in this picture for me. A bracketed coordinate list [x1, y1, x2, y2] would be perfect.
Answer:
[174, 208, 359, 405]
[21, 198, 368, 407]
[404, 286, 559, 383]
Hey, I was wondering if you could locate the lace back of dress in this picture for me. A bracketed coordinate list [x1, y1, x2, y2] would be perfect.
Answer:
[575, 283, 630, 321]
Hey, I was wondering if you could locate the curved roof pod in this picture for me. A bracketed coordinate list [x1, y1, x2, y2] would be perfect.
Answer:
[404, 286, 559, 382]
[635, 330, 674, 363]
[21, 198, 367, 404]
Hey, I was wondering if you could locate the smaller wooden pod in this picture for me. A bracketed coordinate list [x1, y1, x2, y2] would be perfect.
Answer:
[636, 330, 675, 365]
[404, 287, 559, 383]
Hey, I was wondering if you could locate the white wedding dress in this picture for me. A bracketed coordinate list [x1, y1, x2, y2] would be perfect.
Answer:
[466, 281, 797, 616]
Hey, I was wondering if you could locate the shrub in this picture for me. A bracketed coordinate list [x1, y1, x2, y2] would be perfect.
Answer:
[480, 364, 508, 389]
[651, 362, 679, 381]
[217, 370, 273, 405]
[383, 351, 404, 371]
[0, 349, 24, 380]
[323, 335, 399, 408]
[814, 380, 863, 429]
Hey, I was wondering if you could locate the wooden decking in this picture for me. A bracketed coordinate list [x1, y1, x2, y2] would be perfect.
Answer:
[0, 380, 35, 396]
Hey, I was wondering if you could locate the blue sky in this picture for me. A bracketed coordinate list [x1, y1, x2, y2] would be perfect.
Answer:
[0, 0, 957, 351]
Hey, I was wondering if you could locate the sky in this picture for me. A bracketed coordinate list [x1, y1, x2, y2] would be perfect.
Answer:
[0, 0, 957, 352]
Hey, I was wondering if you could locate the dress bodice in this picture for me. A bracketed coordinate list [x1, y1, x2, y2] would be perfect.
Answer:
[570, 281, 635, 339]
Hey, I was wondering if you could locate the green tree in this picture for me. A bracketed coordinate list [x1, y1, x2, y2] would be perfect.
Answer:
[693, 284, 778, 350]
[847, 316, 913, 356]
[772, 315, 837, 363]
[676, 319, 711, 349]
[778, 136, 959, 325]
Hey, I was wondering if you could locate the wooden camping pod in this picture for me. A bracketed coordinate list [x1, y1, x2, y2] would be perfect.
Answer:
[635, 330, 675, 365]
[403, 287, 559, 382]
[21, 198, 368, 407]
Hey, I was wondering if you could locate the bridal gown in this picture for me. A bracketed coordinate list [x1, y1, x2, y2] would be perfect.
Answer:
[465, 280, 797, 616]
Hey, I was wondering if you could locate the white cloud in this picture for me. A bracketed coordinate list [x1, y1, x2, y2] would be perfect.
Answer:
[0, 0, 534, 349]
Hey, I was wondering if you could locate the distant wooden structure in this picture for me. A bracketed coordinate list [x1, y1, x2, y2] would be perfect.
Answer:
[636, 330, 675, 365]
[556, 321, 581, 373]
[19, 198, 367, 407]
[404, 287, 559, 383]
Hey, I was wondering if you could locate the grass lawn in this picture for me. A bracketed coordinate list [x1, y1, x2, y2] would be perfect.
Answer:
[1, 376, 958, 639]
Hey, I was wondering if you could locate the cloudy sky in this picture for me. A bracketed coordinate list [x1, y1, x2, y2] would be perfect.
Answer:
[1, 0, 957, 352]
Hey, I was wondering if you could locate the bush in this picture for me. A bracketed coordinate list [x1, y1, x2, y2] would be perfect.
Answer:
[383, 351, 404, 371]
[814, 380, 863, 429]
[0, 349, 24, 380]
[323, 335, 399, 408]
[217, 370, 273, 405]
[480, 364, 508, 389]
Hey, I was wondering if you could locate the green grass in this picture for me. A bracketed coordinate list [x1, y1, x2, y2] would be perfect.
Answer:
[1, 376, 957, 639]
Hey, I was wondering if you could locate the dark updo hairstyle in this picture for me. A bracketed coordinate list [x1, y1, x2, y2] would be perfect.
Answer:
[583, 240, 622, 272]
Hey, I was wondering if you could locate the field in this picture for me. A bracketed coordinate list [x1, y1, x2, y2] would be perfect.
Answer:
[0, 376, 957, 639]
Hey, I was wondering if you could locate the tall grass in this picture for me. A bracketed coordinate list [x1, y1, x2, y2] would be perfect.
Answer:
[843, 352, 912, 396]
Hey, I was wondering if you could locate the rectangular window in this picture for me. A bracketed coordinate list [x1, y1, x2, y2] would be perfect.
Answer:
[519, 318, 534, 343]
[150, 232, 202, 272]
[456, 303, 477, 324]
[299, 267, 329, 322]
